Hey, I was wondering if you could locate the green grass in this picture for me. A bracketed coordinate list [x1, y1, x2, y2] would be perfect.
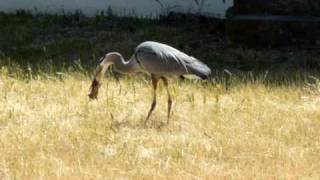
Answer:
[1, 10, 319, 74]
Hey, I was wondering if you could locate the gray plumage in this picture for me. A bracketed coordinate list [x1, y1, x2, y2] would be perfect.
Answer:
[88, 41, 212, 124]
[133, 41, 211, 79]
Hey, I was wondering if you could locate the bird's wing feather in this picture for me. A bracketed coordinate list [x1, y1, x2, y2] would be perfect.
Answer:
[135, 41, 211, 78]
[135, 42, 190, 74]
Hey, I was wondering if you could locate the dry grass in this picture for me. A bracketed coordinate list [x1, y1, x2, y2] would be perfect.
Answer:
[0, 67, 320, 180]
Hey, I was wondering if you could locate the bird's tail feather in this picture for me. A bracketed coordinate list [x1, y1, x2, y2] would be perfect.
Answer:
[186, 60, 211, 80]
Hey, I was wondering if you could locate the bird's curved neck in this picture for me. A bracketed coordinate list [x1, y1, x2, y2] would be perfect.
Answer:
[88, 53, 137, 99]
[113, 56, 137, 74]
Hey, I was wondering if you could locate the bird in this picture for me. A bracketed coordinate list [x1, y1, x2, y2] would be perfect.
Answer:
[88, 41, 211, 124]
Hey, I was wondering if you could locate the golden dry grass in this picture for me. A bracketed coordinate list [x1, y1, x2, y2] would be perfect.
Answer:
[0, 68, 320, 180]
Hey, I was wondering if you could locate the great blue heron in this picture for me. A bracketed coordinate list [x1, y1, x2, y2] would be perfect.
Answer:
[88, 41, 211, 124]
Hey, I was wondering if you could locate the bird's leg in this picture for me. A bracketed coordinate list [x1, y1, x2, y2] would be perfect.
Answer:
[162, 77, 172, 124]
[144, 75, 159, 124]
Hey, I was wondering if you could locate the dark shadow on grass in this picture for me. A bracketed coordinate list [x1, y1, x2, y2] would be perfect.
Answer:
[1, 11, 320, 86]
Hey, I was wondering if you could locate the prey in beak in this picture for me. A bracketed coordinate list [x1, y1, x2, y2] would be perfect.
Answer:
[88, 79, 101, 100]
[88, 53, 112, 100]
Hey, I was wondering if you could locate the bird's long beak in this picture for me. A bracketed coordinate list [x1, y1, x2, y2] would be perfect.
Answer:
[88, 78, 101, 100]
[88, 57, 111, 100]
[88, 65, 104, 100]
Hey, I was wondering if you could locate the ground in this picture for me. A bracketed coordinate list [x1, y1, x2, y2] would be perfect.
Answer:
[0, 68, 319, 179]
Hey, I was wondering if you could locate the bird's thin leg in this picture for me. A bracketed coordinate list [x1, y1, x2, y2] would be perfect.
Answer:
[144, 75, 159, 124]
[162, 77, 172, 124]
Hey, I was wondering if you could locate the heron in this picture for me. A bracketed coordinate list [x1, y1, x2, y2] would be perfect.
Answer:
[88, 41, 211, 124]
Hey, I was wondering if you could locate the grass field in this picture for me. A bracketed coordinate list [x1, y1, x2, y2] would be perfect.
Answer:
[1, 10, 320, 180]
[0, 65, 320, 180]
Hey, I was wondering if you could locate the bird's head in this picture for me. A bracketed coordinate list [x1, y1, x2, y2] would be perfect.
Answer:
[88, 52, 121, 100]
